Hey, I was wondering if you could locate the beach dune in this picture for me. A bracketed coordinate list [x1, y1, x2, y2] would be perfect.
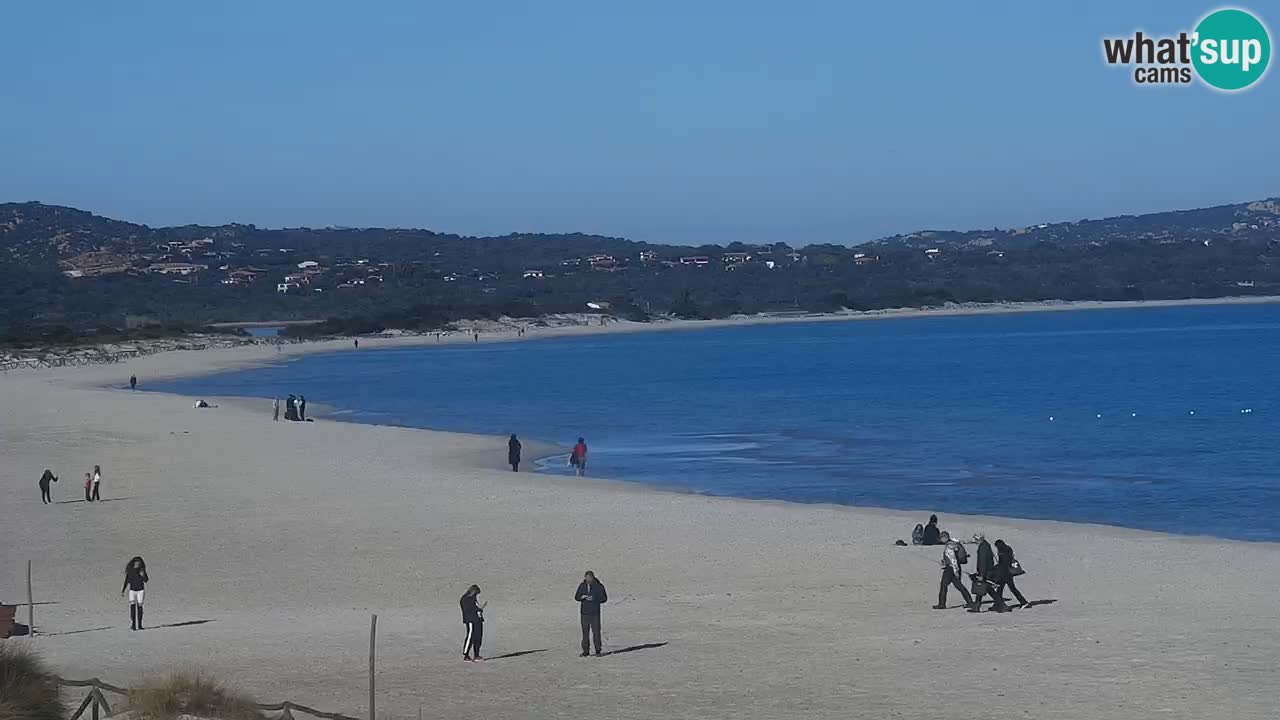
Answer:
[2, 345, 1279, 720]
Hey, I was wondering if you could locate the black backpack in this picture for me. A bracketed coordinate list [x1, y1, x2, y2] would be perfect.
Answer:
[954, 542, 969, 565]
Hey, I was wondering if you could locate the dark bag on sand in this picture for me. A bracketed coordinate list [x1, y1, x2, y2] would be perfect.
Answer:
[911, 524, 925, 545]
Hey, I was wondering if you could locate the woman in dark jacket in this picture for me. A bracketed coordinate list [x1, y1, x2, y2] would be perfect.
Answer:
[989, 540, 1030, 611]
[460, 585, 486, 661]
[121, 557, 149, 630]
[38, 469, 58, 504]
[508, 435, 522, 472]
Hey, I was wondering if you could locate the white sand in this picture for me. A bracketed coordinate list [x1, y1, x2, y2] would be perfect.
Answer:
[3, 339, 1279, 720]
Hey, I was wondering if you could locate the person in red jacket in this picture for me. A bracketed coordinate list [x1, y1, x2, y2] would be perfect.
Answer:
[569, 438, 588, 477]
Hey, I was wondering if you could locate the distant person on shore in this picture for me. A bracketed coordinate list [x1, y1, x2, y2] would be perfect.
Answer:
[921, 515, 942, 546]
[285, 395, 298, 421]
[122, 556, 149, 630]
[272, 397, 280, 422]
[354, 338, 359, 349]
[129, 374, 137, 391]
[968, 533, 997, 609]
[38, 469, 58, 504]
[934, 538, 974, 610]
[986, 539, 1030, 611]
[508, 434, 522, 472]
[569, 438, 588, 477]
[298, 395, 307, 421]
[460, 584, 486, 662]
[91, 465, 102, 502]
[474, 332, 480, 343]
[83, 472, 93, 502]
[575, 571, 608, 657]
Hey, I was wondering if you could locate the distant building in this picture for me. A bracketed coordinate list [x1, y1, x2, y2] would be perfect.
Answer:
[297, 260, 320, 269]
[680, 256, 711, 266]
[639, 250, 657, 262]
[277, 282, 300, 293]
[148, 262, 207, 275]
[722, 252, 751, 264]
[925, 248, 942, 258]
[523, 270, 545, 279]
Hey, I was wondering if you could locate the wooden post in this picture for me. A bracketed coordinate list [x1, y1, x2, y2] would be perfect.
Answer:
[91, 692, 99, 720]
[368, 614, 377, 720]
[27, 560, 34, 636]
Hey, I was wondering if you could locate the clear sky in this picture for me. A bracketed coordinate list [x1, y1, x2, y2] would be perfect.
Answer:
[1, 1, 1275, 245]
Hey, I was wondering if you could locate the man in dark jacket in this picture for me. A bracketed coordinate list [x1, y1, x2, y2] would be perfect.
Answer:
[460, 585, 485, 661]
[575, 570, 607, 656]
[921, 514, 942, 546]
[38, 469, 58, 504]
[969, 533, 995, 607]
[508, 434, 522, 472]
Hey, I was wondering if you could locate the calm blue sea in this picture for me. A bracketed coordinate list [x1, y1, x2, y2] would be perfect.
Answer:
[152, 306, 1280, 541]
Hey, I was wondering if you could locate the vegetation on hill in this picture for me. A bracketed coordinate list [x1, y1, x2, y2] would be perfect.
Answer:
[0, 644, 62, 720]
[2, 198, 1279, 345]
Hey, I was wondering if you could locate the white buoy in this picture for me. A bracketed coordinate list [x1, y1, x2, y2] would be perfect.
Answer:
[1049, 416, 1055, 421]
[1096, 413, 1102, 419]
[1189, 411, 1196, 415]
[1131, 412, 1137, 417]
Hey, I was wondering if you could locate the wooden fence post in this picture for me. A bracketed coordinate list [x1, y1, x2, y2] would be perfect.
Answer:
[28, 560, 34, 636]
[368, 614, 377, 720]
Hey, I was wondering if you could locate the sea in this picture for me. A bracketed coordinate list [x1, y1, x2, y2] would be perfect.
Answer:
[151, 305, 1280, 542]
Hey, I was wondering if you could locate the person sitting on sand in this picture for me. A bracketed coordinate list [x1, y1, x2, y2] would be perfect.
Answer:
[38, 469, 58, 504]
[122, 556, 149, 630]
[569, 437, 588, 477]
[508, 434, 522, 472]
[921, 514, 941, 546]
[460, 585, 486, 662]
[934, 539, 974, 610]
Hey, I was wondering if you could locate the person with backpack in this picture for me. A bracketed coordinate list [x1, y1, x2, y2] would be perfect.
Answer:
[986, 539, 1030, 611]
[575, 570, 607, 656]
[460, 585, 486, 662]
[921, 515, 942, 546]
[934, 539, 974, 610]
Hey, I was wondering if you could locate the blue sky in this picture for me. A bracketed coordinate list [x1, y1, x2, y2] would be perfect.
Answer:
[1, 1, 1275, 245]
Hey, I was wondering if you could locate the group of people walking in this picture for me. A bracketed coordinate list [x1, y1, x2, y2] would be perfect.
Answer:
[504, 435, 589, 476]
[460, 571, 608, 662]
[273, 394, 308, 422]
[37, 465, 102, 503]
[934, 528, 1031, 612]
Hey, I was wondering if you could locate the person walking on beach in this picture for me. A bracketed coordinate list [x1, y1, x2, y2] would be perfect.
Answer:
[460, 585, 486, 661]
[90, 465, 102, 502]
[968, 533, 997, 609]
[129, 374, 137, 391]
[569, 438, 588, 477]
[298, 395, 307, 421]
[987, 539, 1030, 611]
[508, 434, 522, 472]
[38, 469, 58, 504]
[272, 397, 280, 422]
[575, 570, 607, 656]
[354, 338, 359, 349]
[934, 538, 974, 610]
[122, 557, 149, 630]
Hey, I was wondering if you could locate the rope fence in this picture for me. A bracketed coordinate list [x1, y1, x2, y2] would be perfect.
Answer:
[55, 676, 365, 720]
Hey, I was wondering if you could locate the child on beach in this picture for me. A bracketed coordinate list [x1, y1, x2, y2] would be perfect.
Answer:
[84, 472, 93, 502]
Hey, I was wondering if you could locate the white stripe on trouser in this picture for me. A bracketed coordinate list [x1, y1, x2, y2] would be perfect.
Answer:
[128, 589, 145, 606]
[462, 623, 473, 654]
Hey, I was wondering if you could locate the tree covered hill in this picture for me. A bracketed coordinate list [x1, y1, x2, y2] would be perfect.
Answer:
[2, 197, 1279, 344]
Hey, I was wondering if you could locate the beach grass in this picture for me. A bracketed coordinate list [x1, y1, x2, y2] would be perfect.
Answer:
[0, 645, 63, 720]
[126, 672, 263, 720]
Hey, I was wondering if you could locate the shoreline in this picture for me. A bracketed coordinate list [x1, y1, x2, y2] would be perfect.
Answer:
[120, 298, 1280, 546]
[5, 294, 1280, 374]
[4, 311, 1280, 719]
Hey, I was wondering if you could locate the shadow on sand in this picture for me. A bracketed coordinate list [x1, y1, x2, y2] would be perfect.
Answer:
[146, 619, 215, 630]
[55, 497, 134, 505]
[41, 626, 112, 637]
[488, 649, 549, 661]
[600, 642, 668, 657]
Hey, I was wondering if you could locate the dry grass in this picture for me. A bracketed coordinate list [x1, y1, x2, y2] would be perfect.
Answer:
[126, 672, 263, 720]
[0, 644, 63, 720]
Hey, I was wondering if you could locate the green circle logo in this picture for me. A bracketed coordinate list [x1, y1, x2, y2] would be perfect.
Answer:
[1192, 8, 1271, 91]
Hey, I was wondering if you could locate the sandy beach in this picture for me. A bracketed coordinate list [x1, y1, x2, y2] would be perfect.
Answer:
[3, 332, 1280, 720]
